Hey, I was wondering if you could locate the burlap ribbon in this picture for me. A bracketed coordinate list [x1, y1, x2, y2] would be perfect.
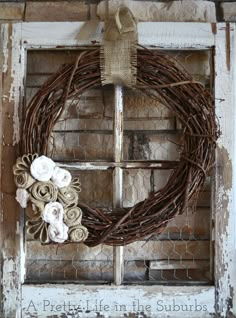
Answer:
[100, 6, 137, 87]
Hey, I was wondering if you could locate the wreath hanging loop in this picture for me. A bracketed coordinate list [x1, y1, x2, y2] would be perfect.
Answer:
[16, 45, 219, 247]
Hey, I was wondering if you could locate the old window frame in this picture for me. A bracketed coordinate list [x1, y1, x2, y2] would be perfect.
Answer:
[1, 22, 236, 317]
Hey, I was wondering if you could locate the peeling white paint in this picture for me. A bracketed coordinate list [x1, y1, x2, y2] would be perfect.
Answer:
[9, 25, 24, 145]
[0, 193, 3, 223]
[59, 162, 110, 170]
[2, 21, 236, 317]
[1, 24, 8, 73]
[18, 22, 215, 49]
[16, 221, 20, 234]
[2, 256, 21, 318]
[22, 285, 215, 318]
[215, 24, 236, 317]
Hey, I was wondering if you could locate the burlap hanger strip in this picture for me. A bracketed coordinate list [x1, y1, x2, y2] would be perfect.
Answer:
[100, 6, 137, 87]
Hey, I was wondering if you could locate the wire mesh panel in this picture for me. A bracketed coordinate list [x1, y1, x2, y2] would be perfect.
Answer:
[25, 51, 115, 283]
[50, 87, 114, 161]
[122, 50, 213, 284]
[24, 48, 213, 285]
[123, 174, 211, 283]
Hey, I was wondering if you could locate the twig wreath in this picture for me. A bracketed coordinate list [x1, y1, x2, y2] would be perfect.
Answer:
[13, 47, 219, 247]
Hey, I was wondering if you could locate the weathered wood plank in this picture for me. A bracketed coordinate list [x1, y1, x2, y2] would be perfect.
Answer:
[123, 169, 210, 208]
[149, 268, 211, 282]
[22, 285, 215, 318]
[26, 240, 211, 261]
[124, 241, 211, 261]
[214, 23, 236, 317]
[26, 260, 113, 282]
[50, 131, 114, 161]
[58, 161, 178, 170]
[160, 208, 210, 239]
[74, 170, 113, 208]
[50, 132, 180, 161]
[97, 0, 216, 23]
[18, 22, 215, 48]
[0, 3, 25, 20]
[25, 1, 89, 22]
[0, 23, 23, 318]
[113, 85, 124, 286]
[149, 260, 210, 270]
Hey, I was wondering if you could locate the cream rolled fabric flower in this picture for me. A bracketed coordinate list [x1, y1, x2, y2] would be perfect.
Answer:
[64, 207, 82, 227]
[26, 217, 50, 243]
[30, 196, 45, 214]
[69, 225, 88, 242]
[13, 153, 38, 175]
[14, 171, 35, 189]
[70, 177, 81, 192]
[43, 202, 64, 224]
[16, 188, 29, 208]
[58, 186, 79, 208]
[25, 202, 42, 220]
[48, 222, 68, 243]
[51, 167, 72, 188]
[30, 155, 56, 182]
[31, 181, 58, 203]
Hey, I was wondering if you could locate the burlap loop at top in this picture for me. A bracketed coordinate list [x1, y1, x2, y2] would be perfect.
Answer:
[100, 6, 137, 87]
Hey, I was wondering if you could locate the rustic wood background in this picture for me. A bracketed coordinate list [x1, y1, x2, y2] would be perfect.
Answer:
[0, 0, 236, 23]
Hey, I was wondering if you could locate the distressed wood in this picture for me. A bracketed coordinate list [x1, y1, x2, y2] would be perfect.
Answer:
[22, 285, 215, 318]
[113, 85, 124, 285]
[1, 22, 236, 317]
[26, 240, 211, 261]
[0, 23, 3, 318]
[214, 23, 236, 317]
[149, 260, 210, 270]
[97, 0, 216, 23]
[58, 161, 178, 170]
[149, 269, 211, 282]
[221, 2, 236, 22]
[17, 22, 215, 48]
[0, 3, 25, 20]
[74, 170, 113, 208]
[25, 1, 89, 22]
[0, 23, 23, 318]
[25, 260, 114, 282]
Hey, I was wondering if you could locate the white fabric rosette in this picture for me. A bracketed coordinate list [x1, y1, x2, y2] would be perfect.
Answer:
[42, 202, 64, 224]
[16, 188, 29, 208]
[30, 155, 56, 182]
[51, 166, 72, 188]
[48, 222, 68, 243]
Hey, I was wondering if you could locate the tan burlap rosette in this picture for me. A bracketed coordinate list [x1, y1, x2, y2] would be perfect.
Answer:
[13, 153, 88, 244]
[100, 6, 137, 87]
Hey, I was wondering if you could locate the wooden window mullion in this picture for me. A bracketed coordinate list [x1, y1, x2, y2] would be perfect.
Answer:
[113, 85, 124, 285]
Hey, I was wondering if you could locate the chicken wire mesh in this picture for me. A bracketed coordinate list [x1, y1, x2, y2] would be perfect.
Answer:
[24, 49, 213, 284]
[123, 169, 212, 283]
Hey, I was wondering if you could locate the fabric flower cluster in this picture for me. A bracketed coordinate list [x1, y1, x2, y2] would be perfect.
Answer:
[13, 154, 88, 244]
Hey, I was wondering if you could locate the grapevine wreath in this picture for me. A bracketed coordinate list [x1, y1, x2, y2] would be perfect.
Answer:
[13, 47, 219, 247]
